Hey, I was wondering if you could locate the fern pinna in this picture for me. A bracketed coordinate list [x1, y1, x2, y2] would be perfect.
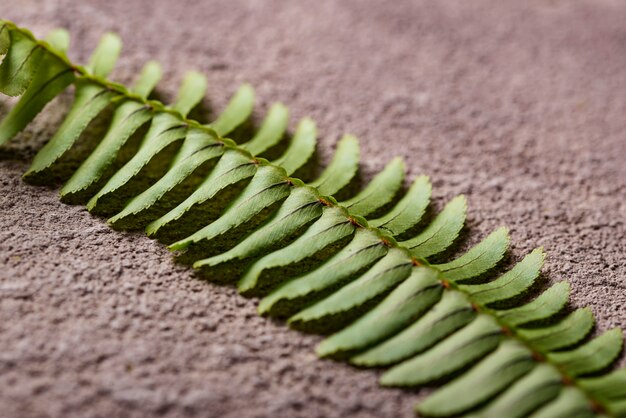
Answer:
[1, 20, 624, 418]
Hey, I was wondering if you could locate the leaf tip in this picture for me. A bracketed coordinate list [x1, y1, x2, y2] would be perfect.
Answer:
[191, 259, 205, 269]
[315, 341, 333, 358]
[452, 194, 468, 212]
[168, 239, 190, 252]
[300, 116, 316, 127]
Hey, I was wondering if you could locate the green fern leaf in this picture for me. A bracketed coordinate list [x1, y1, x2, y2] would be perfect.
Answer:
[0, 22, 10, 54]
[495, 281, 570, 326]
[579, 369, 626, 402]
[339, 157, 405, 217]
[528, 387, 598, 418]
[417, 340, 535, 416]
[316, 266, 441, 358]
[238, 205, 356, 296]
[369, 174, 431, 236]
[240, 103, 289, 155]
[43, 29, 70, 53]
[351, 290, 475, 367]
[257, 227, 389, 318]
[207, 83, 254, 137]
[308, 134, 360, 196]
[194, 185, 325, 283]
[0, 28, 43, 96]
[380, 314, 503, 386]
[131, 60, 163, 99]
[0, 30, 74, 146]
[401, 194, 467, 258]
[579, 370, 626, 418]
[465, 364, 563, 418]
[434, 226, 510, 282]
[548, 329, 624, 377]
[24, 80, 116, 180]
[171, 71, 207, 117]
[460, 247, 545, 304]
[608, 401, 626, 418]
[288, 248, 414, 332]
[85, 111, 189, 214]
[170, 164, 292, 261]
[85, 33, 121, 78]
[271, 117, 317, 175]
[518, 308, 594, 351]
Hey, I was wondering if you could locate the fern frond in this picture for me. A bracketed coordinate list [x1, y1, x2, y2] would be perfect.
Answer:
[1, 20, 624, 418]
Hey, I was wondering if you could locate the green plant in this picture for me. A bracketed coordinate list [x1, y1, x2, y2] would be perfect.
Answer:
[1, 20, 624, 418]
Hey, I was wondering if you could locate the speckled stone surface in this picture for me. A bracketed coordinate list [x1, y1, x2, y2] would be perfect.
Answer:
[0, 1, 624, 417]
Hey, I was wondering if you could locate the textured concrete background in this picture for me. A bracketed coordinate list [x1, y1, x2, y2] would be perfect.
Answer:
[0, 1, 625, 417]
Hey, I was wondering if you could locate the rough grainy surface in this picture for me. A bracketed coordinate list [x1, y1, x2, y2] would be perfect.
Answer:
[1, 1, 625, 417]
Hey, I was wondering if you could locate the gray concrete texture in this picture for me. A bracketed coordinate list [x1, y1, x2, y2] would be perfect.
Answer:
[0, 1, 624, 417]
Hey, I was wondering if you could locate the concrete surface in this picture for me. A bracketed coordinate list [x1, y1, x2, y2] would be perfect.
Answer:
[0, 1, 625, 417]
